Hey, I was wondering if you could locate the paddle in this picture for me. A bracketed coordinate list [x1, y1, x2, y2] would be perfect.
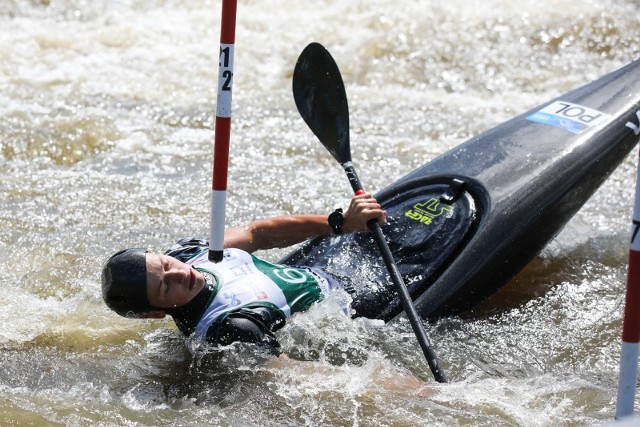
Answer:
[292, 42, 448, 383]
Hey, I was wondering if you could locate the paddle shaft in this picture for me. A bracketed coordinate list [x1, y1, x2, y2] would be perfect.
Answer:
[291, 42, 447, 382]
[343, 162, 448, 383]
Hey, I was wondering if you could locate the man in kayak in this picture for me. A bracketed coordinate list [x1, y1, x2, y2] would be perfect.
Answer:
[101, 192, 386, 354]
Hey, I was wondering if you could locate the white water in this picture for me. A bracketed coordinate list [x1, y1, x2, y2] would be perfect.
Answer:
[0, 0, 639, 425]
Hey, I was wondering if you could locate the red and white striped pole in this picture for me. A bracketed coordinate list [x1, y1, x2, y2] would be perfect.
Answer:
[616, 148, 640, 419]
[209, 0, 237, 262]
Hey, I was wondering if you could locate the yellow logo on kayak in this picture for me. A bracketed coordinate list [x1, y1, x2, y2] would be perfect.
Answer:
[405, 198, 452, 225]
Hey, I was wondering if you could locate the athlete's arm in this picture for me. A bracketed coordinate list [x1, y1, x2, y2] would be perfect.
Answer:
[216, 315, 279, 348]
[223, 193, 386, 253]
[205, 308, 284, 354]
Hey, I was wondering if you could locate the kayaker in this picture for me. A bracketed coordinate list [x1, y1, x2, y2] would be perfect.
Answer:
[101, 192, 387, 354]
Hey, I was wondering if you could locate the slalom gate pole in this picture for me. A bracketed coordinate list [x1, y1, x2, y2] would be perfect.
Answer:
[615, 147, 640, 419]
[209, 0, 237, 262]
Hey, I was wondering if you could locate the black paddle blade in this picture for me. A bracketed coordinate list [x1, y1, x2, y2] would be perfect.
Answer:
[293, 42, 351, 164]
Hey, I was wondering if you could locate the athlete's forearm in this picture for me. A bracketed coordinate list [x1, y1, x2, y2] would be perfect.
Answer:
[224, 215, 331, 253]
[223, 193, 386, 253]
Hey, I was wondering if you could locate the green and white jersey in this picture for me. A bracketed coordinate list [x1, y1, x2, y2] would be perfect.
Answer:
[184, 247, 327, 342]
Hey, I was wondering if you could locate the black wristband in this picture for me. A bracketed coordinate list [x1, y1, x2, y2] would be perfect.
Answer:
[328, 208, 344, 235]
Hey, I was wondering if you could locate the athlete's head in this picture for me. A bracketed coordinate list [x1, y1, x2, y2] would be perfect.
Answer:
[101, 249, 205, 318]
[101, 248, 149, 317]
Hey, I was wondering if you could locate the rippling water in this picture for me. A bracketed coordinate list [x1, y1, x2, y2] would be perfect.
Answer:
[1, 0, 639, 425]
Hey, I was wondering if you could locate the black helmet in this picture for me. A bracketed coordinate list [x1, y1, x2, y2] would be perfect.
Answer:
[101, 248, 150, 317]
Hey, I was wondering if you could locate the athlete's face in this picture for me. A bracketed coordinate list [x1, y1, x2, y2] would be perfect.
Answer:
[145, 253, 205, 309]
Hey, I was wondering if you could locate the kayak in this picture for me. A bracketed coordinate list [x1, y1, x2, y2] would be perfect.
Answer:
[280, 57, 640, 322]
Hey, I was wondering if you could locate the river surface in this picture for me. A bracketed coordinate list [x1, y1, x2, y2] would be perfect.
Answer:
[1, 0, 640, 425]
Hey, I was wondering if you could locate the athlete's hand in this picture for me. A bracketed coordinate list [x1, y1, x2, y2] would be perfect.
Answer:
[343, 192, 387, 233]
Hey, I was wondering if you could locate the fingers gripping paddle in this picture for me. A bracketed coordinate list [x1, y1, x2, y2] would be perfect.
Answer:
[293, 43, 447, 383]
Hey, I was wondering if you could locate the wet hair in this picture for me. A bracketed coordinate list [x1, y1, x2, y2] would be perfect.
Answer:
[101, 248, 150, 318]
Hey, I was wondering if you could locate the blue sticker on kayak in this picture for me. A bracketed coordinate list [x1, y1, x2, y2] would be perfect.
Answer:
[527, 101, 610, 134]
